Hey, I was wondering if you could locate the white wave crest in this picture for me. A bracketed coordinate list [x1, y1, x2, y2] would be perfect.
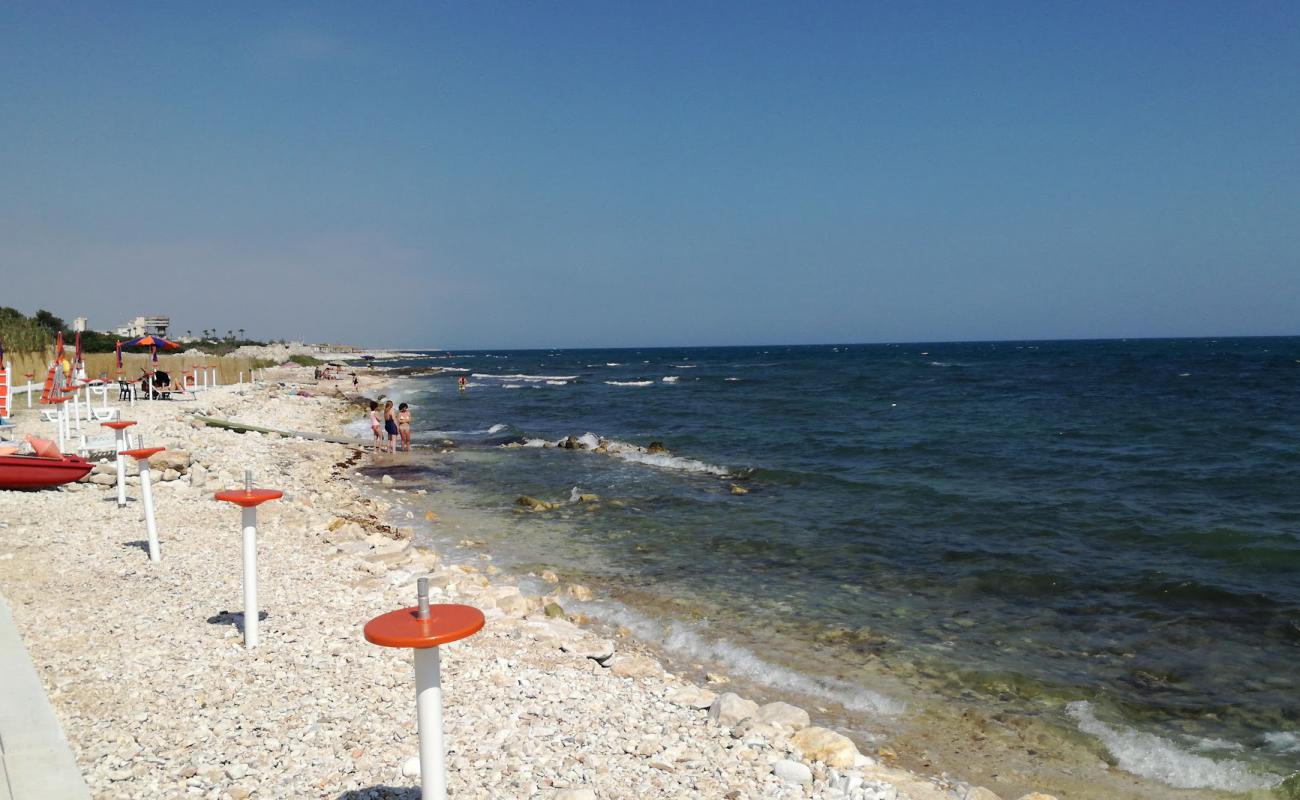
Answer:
[606, 380, 653, 387]
[588, 601, 902, 716]
[487, 423, 507, 434]
[504, 432, 732, 476]
[503, 384, 523, 389]
[1264, 731, 1300, 754]
[472, 373, 577, 382]
[724, 377, 743, 382]
[599, 439, 730, 476]
[441, 367, 470, 372]
[1066, 702, 1280, 791]
[672, 364, 697, 368]
[661, 376, 679, 383]
[546, 380, 569, 385]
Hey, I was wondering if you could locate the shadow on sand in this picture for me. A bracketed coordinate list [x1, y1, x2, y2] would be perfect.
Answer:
[336, 787, 419, 799]
[206, 610, 269, 634]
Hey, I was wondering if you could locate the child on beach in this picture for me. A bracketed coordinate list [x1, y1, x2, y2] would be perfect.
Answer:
[368, 401, 382, 452]
[383, 400, 398, 454]
[397, 403, 412, 451]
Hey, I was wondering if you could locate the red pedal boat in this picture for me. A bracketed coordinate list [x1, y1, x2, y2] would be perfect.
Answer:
[0, 453, 95, 490]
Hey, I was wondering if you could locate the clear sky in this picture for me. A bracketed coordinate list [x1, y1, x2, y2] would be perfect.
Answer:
[2, 2, 1296, 349]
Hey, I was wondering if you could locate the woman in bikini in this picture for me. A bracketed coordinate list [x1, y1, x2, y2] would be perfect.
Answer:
[397, 403, 412, 451]
[383, 400, 399, 453]
[368, 401, 382, 453]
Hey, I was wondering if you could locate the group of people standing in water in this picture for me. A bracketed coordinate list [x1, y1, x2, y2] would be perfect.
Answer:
[368, 399, 411, 453]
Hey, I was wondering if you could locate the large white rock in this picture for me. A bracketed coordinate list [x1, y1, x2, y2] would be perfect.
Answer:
[708, 693, 759, 727]
[667, 685, 716, 710]
[609, 655, 661, 678]
[790, 726, 860, 768]
[755, 700, 810, 730]
[151, 450, 191, 472]
[561, 637, 615, 663]
[773, 758, 812, 786]
[497, 593, 529, 618]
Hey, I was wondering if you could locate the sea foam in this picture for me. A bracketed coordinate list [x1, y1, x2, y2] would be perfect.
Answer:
[472, 373, 577, 382]
[606, 380, 653, 387]
[583, 600, 903, 716]
[1065, 702, 1280, 792]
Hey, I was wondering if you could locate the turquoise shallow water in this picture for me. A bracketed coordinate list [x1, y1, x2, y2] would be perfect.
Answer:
[375, 338, 1300, 793]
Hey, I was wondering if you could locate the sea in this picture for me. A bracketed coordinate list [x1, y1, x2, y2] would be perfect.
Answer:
[357, 338, 1299, 798]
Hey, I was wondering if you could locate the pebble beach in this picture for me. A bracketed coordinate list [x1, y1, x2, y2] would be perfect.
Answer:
[0, 365, 1057, 800]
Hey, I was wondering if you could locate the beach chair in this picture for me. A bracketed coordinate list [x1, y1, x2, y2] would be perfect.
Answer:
[77, 429, 137, 458]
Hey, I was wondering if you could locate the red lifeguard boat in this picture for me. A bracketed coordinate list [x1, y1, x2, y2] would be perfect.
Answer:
[0, 453, 94, 490]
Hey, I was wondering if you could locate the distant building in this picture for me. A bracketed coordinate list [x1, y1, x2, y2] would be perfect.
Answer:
[115, 315, 170, 338]
[72, 317, 88, 332]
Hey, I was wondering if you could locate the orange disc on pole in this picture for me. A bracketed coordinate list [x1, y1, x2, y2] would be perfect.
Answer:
[213, 488, 283, 508]
[120, 447, 165, 460]
[102, 420, 136, 430]
[364, 604, 484, 649]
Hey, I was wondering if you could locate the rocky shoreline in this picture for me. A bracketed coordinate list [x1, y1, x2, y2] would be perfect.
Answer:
[0, 366, 1054, 800]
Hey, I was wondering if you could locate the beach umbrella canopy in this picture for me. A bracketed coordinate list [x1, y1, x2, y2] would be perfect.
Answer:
[121, 335, 181, 350]
[121, 334, 181, 364]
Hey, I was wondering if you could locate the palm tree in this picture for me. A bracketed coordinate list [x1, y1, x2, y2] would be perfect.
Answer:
[186, 329, 192, 339]
[238, 328, 245, 340]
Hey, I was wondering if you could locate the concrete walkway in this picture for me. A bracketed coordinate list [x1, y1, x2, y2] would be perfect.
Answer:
[0, 593, 90, 799]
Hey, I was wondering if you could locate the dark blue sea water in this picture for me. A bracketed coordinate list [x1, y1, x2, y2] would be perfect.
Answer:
[371, 338, 1299, 795]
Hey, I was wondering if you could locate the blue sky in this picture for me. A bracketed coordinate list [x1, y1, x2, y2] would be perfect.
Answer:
[2, 2, 1296, 348]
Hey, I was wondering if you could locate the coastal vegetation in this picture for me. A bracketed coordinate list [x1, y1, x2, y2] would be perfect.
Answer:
[0, 307, 267, 355]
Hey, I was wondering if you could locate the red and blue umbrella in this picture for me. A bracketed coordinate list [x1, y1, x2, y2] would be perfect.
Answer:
[120, 335, 181, 364]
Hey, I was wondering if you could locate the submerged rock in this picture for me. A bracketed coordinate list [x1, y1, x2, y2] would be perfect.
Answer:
[515, 495, 551, 512]
[566, 584, 593, 602]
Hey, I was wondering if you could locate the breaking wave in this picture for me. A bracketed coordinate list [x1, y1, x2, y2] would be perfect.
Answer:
[502, 432, 732, 477]
[582, 600, 903, 716]
[472, 373, 578, 382]
[606, 380, 653, 387]
[1065, 702, 1280, 792]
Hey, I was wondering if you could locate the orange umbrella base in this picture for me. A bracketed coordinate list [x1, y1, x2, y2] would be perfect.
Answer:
[364, 604, 485, 649]
[213, 488, 284, 507]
